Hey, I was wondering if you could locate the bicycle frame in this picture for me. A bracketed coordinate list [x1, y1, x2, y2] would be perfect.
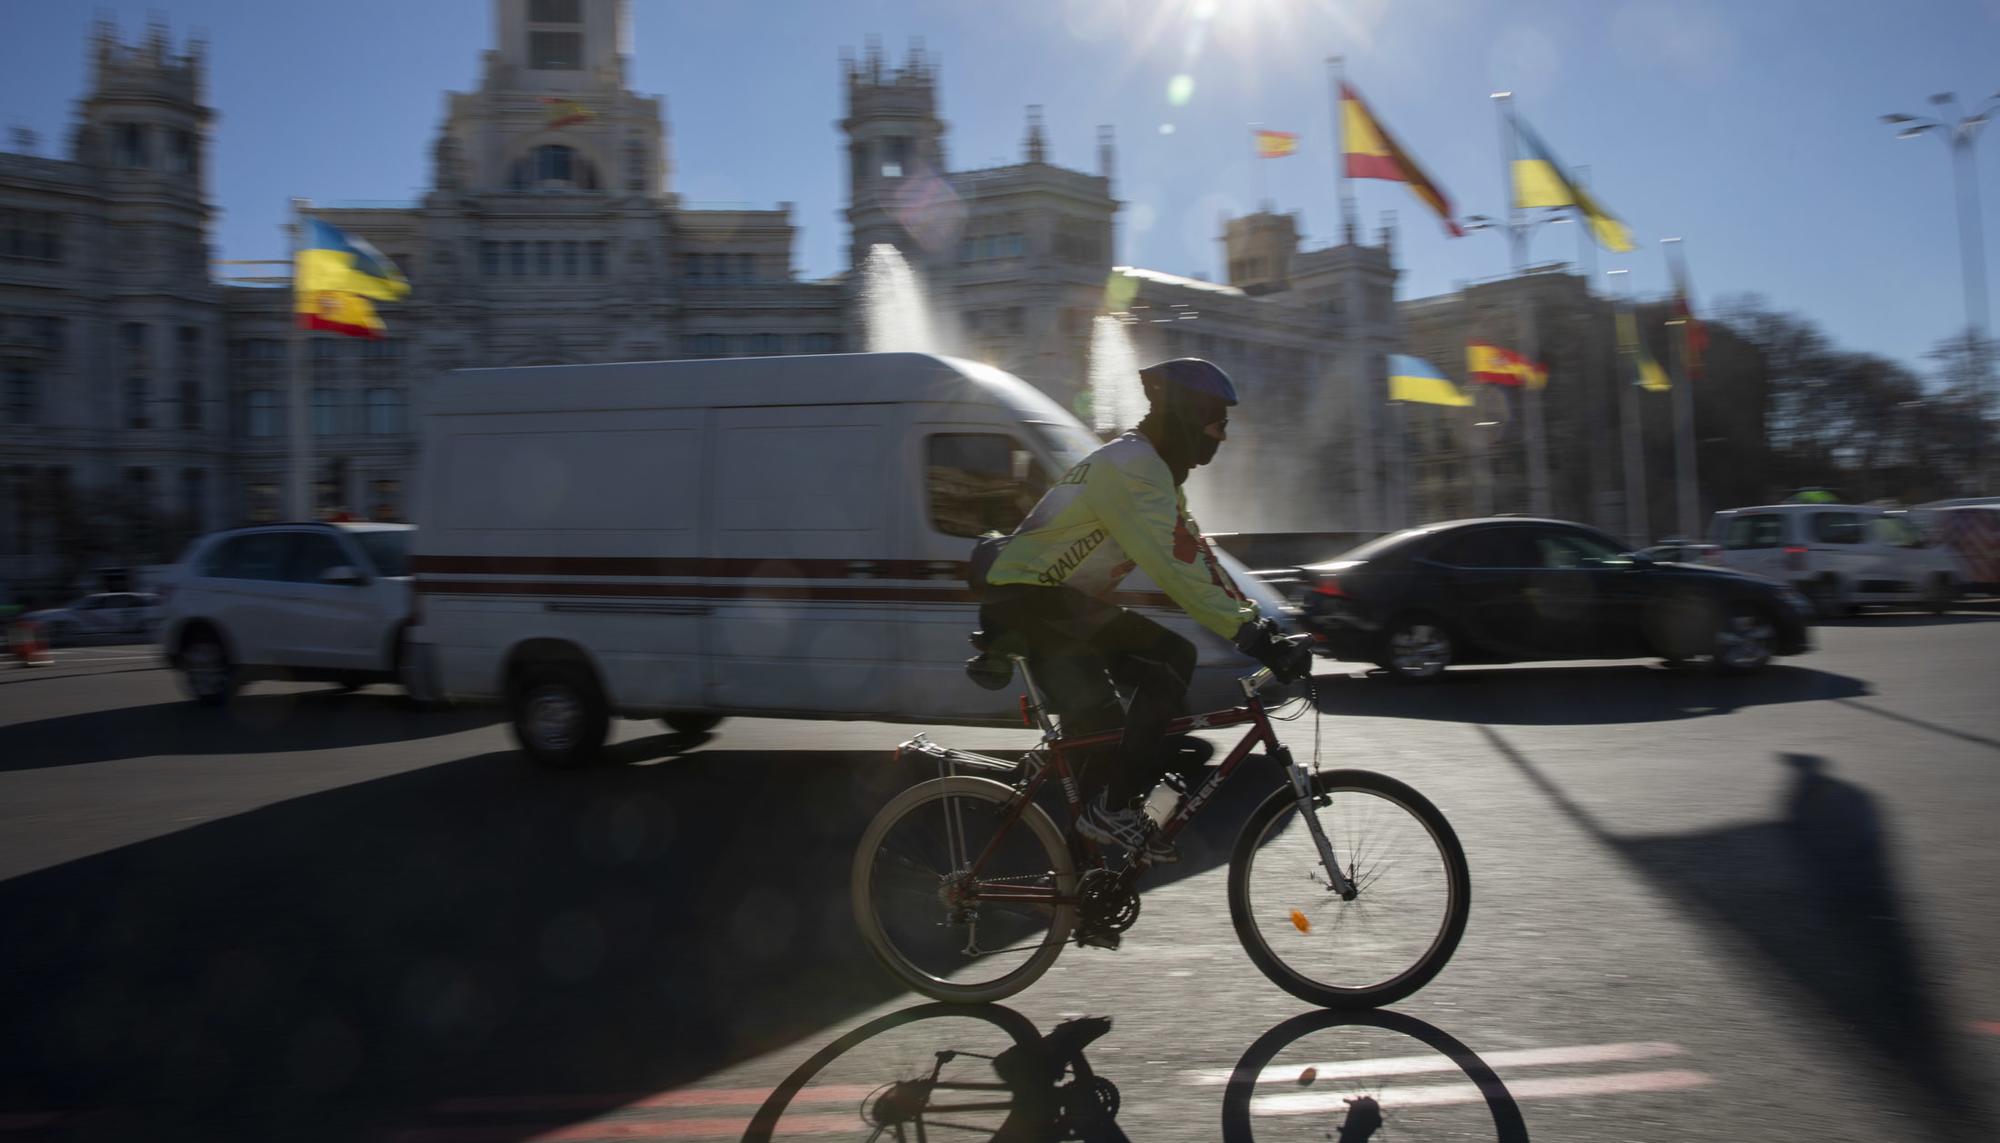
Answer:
[896, 656, 1357, 912]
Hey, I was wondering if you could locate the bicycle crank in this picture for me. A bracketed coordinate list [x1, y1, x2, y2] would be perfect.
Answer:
[1076, 868, 1141, 935]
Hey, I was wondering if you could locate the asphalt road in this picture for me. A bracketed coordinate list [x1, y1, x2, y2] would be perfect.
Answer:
[2, 611, 1998, 1142]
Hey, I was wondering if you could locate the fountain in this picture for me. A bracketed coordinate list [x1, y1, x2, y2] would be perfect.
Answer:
[862, 244, 941, 354]
[1086, 315, 1145, 435]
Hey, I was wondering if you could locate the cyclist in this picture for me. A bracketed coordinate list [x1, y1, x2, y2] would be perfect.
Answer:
[973, 357, 1311, 859]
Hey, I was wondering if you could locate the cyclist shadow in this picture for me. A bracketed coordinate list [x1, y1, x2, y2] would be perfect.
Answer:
[1220, 1008, 1529, 1143]
[743, 1002, 1130, 1142]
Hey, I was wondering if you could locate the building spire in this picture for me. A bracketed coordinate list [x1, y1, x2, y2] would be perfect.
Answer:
[1024, 105, 1045, 164]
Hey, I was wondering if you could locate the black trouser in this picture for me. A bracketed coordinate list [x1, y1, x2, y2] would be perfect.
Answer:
[982, 586, 1198, 806]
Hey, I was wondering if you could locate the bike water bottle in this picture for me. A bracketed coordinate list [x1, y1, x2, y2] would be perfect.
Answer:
[1142, 782, 1180, 829]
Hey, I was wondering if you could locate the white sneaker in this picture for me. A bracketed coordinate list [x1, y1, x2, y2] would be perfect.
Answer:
[1076, 792, 1179, 863]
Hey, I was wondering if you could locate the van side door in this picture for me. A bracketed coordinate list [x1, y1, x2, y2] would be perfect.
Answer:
[705, 404, 905, 715]
[902, 424, 1053, 721]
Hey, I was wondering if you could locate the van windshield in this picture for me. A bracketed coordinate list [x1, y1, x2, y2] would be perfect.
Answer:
[1024, 420, 1102, 469]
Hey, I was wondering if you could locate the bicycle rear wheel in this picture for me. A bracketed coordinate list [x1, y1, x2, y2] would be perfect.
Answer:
[853, 775, 1079, 1004]
[1228, 770, 1469, 1009]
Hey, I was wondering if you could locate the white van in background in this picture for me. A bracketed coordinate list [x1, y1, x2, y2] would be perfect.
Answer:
[1709, 503, 1960, 616]
[410, 352, 1290, 768]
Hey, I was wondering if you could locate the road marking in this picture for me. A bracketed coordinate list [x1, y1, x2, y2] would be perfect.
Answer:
[392, 1116, 856, 1142]
[1250, 1068, 1713, 1115]
[1182, 1039, 1686, 1085]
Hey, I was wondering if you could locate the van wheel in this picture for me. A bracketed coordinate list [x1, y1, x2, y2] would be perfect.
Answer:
[180, 631, 238, 706]
[511, 663, 608, 769]
[1711, 604, 1776, 675]
[1925, 574, 1955, 616]
[1803, 575, 1844, 619]
[1376, 613, 1452, 682]
[660, 713, 723, 735]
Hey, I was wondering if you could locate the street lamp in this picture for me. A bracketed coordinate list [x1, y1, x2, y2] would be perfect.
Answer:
[1881, 91, 1999, 340]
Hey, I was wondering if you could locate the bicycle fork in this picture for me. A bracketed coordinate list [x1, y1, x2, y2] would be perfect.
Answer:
[1275, 746, 1359, 901]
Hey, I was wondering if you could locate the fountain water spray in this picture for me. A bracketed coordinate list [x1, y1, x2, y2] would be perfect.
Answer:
[1087, 315, 1145, 435]
[862, 244, 940, 354]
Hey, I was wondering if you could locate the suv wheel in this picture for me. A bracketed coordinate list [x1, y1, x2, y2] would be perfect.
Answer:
[181, 632, 238, 706]
[510, 663, 608, 769]
[660, 712, 723, 735]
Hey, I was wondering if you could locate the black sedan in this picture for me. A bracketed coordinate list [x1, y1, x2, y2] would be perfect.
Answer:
[1295, 518, 1814, 680]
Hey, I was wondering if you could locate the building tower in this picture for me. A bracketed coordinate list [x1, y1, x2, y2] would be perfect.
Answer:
[78, 14, 222, 545]
[840, 37, 948, 273]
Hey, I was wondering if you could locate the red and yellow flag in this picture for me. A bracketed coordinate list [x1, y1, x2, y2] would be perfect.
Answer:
[1467, 341, 1548, 390]
[1254, 129, 1299, 158]
[1341, 83, 1463, 237]
[541, 97, 594, 129]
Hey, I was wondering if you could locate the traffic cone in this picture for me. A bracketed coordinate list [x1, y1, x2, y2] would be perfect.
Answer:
[10, 619, 53, 667]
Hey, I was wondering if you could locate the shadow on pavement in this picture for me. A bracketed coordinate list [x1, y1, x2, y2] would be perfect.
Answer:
[1832, 698, 2000, 753]
[0, 728, 1277, 1141]
[1222, 1008, 1529, 1143]
[737, 1003, 1127, 1143]
[1814, 604, 2000, 629]
[1310, 663, 1868, 726]
[1480, 729, 1994, 1142]
[0, 691, 500, 773]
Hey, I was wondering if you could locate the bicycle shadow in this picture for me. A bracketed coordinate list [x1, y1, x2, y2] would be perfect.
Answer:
[1309, 663, 1869, 726]
[740, 1002, 1128, 1142]
[1221, 1008, 1529, 1142]
[0, 731, 1265, 1141]
[1479, 732, 1996, 1142]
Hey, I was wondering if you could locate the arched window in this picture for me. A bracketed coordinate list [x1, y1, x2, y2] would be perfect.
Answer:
[508, 145, 600, 191]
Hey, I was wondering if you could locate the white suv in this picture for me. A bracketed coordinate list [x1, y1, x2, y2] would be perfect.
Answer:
[159, 522, 417, 704]
[1709, 504, 1959, 617]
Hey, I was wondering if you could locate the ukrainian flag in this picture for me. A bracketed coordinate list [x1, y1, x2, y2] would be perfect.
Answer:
[294, 219, 410, 339]
[1511, 117, 1634, 253]
[1389, 355, 1474, 407]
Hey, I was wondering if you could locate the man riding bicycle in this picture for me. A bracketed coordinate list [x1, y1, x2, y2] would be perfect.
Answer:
[971, 358, 1312, 860]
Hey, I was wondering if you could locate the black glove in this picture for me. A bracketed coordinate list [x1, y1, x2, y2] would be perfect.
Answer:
[1233, 618, 1313, 683]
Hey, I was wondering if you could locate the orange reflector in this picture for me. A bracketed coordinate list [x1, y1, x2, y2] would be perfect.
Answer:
[1298, 1066, 1318, 1086]
[1290, 909, 1311, 933]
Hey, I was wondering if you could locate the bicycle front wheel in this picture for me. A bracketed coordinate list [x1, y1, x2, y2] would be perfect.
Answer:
[853, 775, 1079, 1004]
[1228, 770, 1469, 1009]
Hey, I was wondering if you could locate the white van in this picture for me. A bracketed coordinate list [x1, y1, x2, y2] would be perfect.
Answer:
[1708, 502, 1960, 616]
[410, 353, 1290, 767]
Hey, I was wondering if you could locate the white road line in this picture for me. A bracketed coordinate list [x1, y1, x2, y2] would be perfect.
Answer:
[1181, 1039, 1686, 1086]
[1251, 1068, 1713, 1115]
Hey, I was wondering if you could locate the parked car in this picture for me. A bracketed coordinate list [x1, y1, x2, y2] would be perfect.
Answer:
[1708, 503, 1961, 616]
[157, 522, 417, 704]
[22, 592, 161, 644]
[410, 352, 1292, 768]
[1297, 517, 1813, 680]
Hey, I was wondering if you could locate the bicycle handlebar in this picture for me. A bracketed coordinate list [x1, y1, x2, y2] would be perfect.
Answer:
[1238, 634, 1315, 698]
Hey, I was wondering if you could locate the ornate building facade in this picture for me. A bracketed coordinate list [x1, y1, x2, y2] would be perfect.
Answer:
[2, 0, 1420, 594]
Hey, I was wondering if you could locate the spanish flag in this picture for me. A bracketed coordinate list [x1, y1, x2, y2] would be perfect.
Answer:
[294, 219, 410, 340]
[1668, 255, 1708, 379]
[1617, 309, 1671, 392]
[1255, 129, 1299, 158]
[1341, 83, 1464, 237]
[1466, 341, 1548, 390]
[1511, 115, 1633, 253]
[542, 96, 594, 129]
[1389, 355, 1473, 407]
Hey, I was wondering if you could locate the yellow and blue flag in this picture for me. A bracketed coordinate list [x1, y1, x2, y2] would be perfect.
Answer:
[1389, 354, 1474, 407]
[294, 219, 410, 340]
[1511, 116, 1634, 253]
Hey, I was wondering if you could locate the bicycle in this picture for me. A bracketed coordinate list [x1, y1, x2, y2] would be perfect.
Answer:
[851, 638, 1471, 1008]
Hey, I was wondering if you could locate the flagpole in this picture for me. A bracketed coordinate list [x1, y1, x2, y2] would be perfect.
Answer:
[1610, 268, 1648, 546]
[1329, 57, 1355, 244]
[1495, 92, 1551, 516]
[1663, 236, 1699, 540]
[287, 197, 312, 520]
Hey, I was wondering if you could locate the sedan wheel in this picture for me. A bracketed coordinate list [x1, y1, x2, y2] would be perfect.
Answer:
[181, 636, 237, 705]
[1713, 607, 1775, 674]
[1383, 617, 1452, 681]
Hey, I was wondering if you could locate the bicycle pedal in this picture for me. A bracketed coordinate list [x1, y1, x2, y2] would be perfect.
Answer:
[1074, 928, 1122, 951]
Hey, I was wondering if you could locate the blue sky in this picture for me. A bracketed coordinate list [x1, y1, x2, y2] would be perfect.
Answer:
[4, 0, 1997, 378]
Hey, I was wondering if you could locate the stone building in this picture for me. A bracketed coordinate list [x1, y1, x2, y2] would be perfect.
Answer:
[1, 0, 1415, 596]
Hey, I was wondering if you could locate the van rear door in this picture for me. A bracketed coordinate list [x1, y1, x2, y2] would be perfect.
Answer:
[705, 405, 904, 715]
